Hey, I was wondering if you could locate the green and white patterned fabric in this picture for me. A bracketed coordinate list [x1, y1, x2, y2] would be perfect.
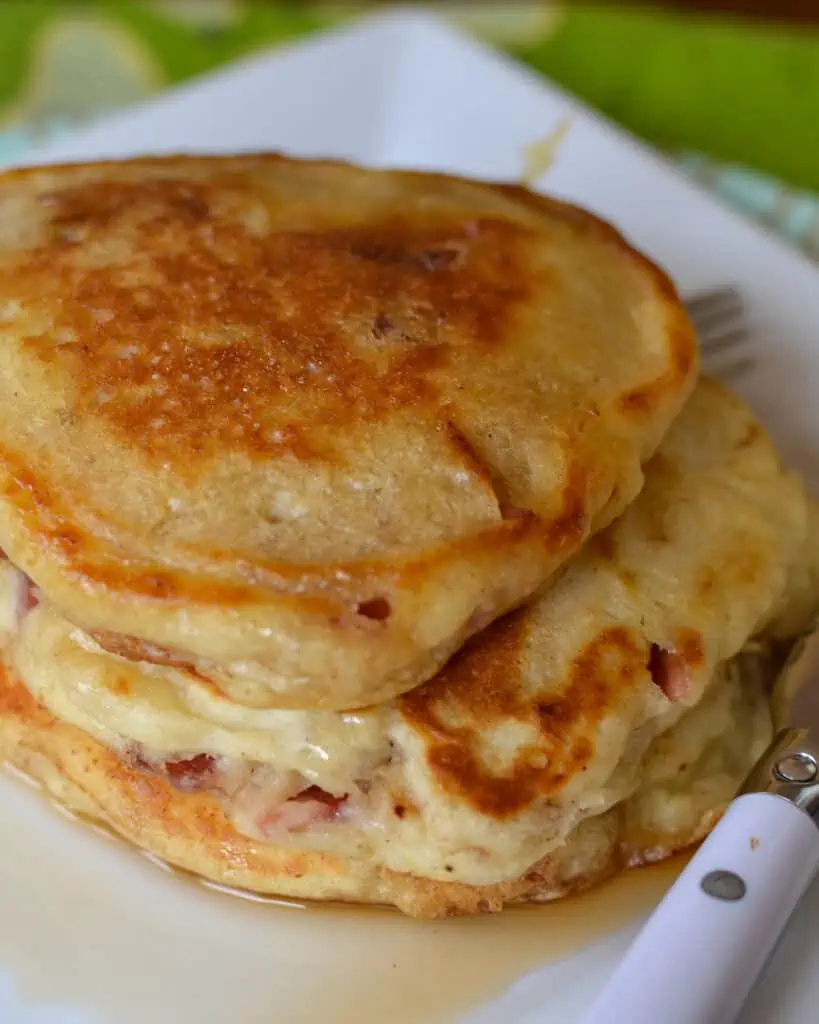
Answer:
[1, 1, 817, 261]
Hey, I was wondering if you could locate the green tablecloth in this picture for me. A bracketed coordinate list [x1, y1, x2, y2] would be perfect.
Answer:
[1, 2, 818, 260]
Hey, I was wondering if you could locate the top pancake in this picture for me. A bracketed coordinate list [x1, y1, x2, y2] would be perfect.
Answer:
[0, 154, 696, 709]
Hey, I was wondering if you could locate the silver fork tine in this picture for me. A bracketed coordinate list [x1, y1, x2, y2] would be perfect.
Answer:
[684, 286, 753, 380]
[685, 285, 742, 316]
[685, 287, 743, 333]
[695, 324, 747, 357]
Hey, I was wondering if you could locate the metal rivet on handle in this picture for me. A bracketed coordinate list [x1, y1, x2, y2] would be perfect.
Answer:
[774, 752, 818, 785]
[700, 870, 747, 902]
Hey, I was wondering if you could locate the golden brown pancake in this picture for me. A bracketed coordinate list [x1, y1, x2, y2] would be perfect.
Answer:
[3, 379, 817, 907]
[0, 154, 697, 709]
[0, 649, 773, 918]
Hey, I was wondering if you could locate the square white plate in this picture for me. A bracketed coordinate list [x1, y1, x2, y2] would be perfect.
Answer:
[3, 10, 819, 1023]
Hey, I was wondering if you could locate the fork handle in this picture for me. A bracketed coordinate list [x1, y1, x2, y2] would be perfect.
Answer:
[581, 794, 819, 1024]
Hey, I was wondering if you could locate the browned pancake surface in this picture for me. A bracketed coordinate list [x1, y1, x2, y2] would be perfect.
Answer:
[0, 657, 769, 918]
[0, 155, 696, 708]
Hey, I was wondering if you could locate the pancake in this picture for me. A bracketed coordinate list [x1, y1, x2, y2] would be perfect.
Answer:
[0, 650, 772, 918]
[0, 154, 697, 710]
[4, 378, 817, 900]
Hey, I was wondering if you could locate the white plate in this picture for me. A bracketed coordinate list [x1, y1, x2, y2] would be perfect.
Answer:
[3, 10, 819, 1023]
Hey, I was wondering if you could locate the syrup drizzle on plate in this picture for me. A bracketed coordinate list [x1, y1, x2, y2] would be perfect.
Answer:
[0, 770, 684, 1023]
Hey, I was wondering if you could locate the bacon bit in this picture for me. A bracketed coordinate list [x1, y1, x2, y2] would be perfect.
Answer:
[647, 643, 691, 702]
[355, 597, 391, 622]
[498, 503, 534, 520]
[162, 753, 217, 792]
[122, 747, 348, 837]
[0, 547, 6, 560]
[295, 785, 346, 808]
[124, 745, 219, 793]
[257, 786, 347, 836]
[89, 629, 202, 675]
[372, 313, 394, 338]
[12, 571, 40, 626]
[22, 576, 40, 612]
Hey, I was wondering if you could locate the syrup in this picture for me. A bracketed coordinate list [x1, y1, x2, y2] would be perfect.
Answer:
[0, 770, 683, 1023]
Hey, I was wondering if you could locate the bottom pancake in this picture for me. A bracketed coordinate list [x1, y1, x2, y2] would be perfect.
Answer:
[0, 652, 772, 918]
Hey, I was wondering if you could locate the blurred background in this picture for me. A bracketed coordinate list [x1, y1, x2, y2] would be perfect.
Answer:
[0, 1, 817, 259]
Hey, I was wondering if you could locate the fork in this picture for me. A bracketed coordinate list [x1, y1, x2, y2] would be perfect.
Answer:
[684, 286, 754, 379]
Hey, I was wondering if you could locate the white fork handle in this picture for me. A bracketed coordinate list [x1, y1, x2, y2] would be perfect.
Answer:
[582, 793, 819, 1024]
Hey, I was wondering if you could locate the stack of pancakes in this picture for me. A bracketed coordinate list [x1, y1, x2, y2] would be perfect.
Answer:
[0, 155, 816, 917]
